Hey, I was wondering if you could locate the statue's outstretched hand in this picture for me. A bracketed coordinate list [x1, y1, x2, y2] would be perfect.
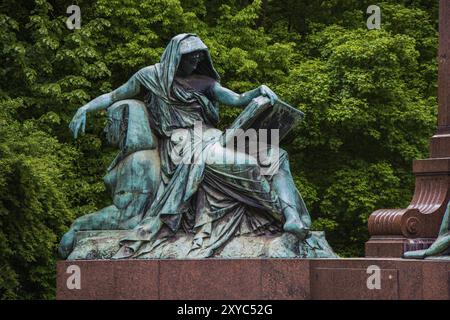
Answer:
[259, 85, 278, 105]
[69, 105, 88, 139]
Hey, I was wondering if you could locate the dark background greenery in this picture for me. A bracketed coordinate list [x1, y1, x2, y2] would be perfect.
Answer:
[0, 0, 439, 299]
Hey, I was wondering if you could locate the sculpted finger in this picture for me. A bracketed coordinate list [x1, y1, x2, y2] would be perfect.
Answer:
[75, 119, 83, 138]
[75, 122, 81, 138]
[69, 121, 76, 137]
[72, 126, 77, 139]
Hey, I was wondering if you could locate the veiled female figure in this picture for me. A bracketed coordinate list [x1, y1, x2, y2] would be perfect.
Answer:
[69, 33, 311, 258]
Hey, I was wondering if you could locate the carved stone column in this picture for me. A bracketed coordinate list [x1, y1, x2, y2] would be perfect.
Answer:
[365, 0, 450, 257]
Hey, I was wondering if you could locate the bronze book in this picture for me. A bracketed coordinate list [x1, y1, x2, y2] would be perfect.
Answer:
[220, 96, 305, 147]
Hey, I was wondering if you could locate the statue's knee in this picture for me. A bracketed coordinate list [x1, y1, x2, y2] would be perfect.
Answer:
[278, 148, 288, 159]
[275, 148, 291, 172]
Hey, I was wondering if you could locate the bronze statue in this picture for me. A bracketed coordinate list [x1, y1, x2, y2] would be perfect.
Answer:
[59, 33, 337, 259]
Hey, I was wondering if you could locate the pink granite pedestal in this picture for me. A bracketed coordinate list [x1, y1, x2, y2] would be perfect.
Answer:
[56, 258, 450, 300]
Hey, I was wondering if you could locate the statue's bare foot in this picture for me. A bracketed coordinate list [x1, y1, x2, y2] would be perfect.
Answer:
[283, 216, 309, 240]
[403, 249, 427, 259]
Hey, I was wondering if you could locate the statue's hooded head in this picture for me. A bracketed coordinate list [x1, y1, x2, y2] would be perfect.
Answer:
[157, 33, 220, 94]
[130, 34, 221, 134]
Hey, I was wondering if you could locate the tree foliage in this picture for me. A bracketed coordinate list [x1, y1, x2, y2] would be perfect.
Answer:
[0, 0, 438, 298]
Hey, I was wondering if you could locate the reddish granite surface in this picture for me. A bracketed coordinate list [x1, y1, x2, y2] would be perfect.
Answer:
[56, 258, 450, 300]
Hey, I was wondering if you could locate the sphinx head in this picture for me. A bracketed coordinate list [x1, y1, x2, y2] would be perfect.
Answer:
[105, 100, 157, 152]
[104, 106, 126, 147]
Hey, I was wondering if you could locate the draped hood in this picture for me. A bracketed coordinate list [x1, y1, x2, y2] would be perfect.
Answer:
[131, 33, 221, 137]
[158, 33, 220, 99]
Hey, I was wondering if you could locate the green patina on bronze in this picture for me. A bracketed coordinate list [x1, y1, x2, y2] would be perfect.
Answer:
[404, 202, 450, 260]
[59, 33, 338, 260]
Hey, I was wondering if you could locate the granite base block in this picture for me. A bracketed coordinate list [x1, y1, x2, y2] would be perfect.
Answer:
[56, 258, 450, 300]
